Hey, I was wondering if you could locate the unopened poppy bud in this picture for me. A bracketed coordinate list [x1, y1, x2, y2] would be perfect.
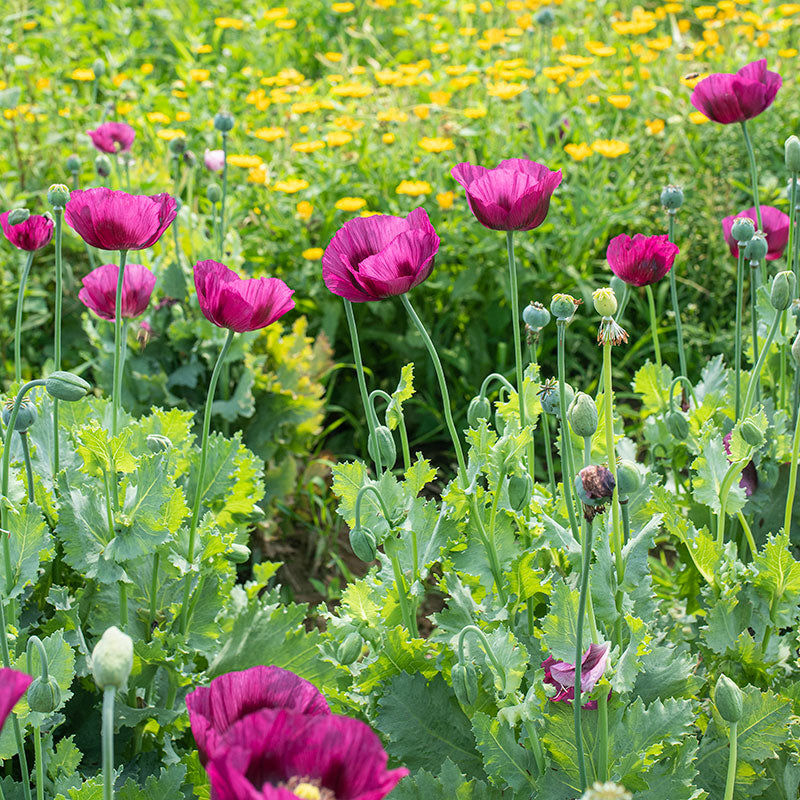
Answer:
[730, 216, 755, 244]
[550, 293, 579, 321]
[575, 464, 615, 507]
[660, 184, 684, 212]
[45, 371, 91, 402]
[95, 154, 112, 178]
[793, 331, 800, 366]
[92, 58, 105, 77]
[467, 395, 492, 427]
[744, 232, 768, 263]
[568, 392, 598, 437]
[337, 631, 364, 665]
[224, 543, 251, 564]
[667, 411, 689, 440]
[368, 425, 397, 470]
[168, 136, 187, 155]
[91, 626, 133, 691]
[7, 208, 30, 225]
[451, 661, 478, 706]
[535, 7, 554, 25]
[146, 433, 172, 453]
[522, 301, 550, 330]
[27, 675, 62, 713]
[66, 153, 82, 173]
[714, 674, 743, 723]
[786, 135, 800, 173]
[616, 459, 641, 498]
[771, 271, 795, 311]
[207, 183, 222, 203]
[47, 184, 70, 209]
[508, 473, 532, 511]
[349, 526, 377, 562]
[213, 110, 235, 132]
[3, 399, 37, 432]
[592, 287, 617, 318]
[740, 419, 764, 448]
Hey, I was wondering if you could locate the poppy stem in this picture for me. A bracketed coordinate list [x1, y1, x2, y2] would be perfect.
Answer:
[531, 343, 557, 498]
[742, 308, 781, 417]
[219, 131, 228, 259]
[784, 387, 800, 536]
[734, 248, 746, 419]
[102, 686, 116, 800]
[645, 284, 662, 373]
[19, 432, 34, 503]
[179, 327, 236, 635]
[14, 251, 34, 384]
[53, 208, 64, 477]
[740, 121, 765, 282]
[723, 721, 738, 800]
[111, 250, 128, 438]
[574, 511, 593, 793]
[556, 321, 581, 542]
[666, 212, 687, 379]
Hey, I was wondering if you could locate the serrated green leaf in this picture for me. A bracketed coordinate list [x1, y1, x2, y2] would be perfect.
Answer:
[5, 501, 51, 599]
[386, 363, 414, 429]
[542, 579, 584, 662]
[472, 712, 536, 791]
[403, 454, 436, 496]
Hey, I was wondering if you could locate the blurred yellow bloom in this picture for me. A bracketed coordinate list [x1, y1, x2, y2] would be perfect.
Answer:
[564, 143, 593, 161]
[194, 45, 213, 54]
[276, 19, 297, 29]
[273, 179, 309, 193]
[418, 136, 454, 153]
[254, 126, 287, 142]
[157, 129, 186, 141]
[429, 90, 452, 105]
[303, 247, 324, 260]
[228, 154, 263, 168]
[248, 165, 269, 184]
[71, 68, 95, 81]
[326, 131, 353, 147]
[382, 132, 395, 144]
[694, 5, 716, 19]
[147, 111, 171, 124]
[586, 94, 600, 103]
[591, 139, 629, 158]
[552, 34, 566, 49]
[413, 105, 430, 119]
[396, 180, 432, 196]
[645, 118, 665, 135]
[325, 52, 343, 61]
[264, 7, 289, 19]
[214, 17, 245, 29]
[432, 42, 450, 54]
[585, 41, 615, 57]
[377, 108, 408, 123]
[335, 197, 367, 211]
[607, 94, 631, 109]
[140, 63, 154, 74]
[680, 73, 707, 88]
[689, 111, 709, 124]
[332, 2, 355, 11]
[292, 140, 326, 153]
[296, 201, 314, 221]
[22, 20, 37, 30]
[112, 73, 129, 88]
[189, 69, 210, 82]
[36, 78, 51, 90]
[175, 111, 190, 122]
[463, 107, 487, 118]
[779, 49, 798, 57]
[559, 54, 594, 68]
[331, 82, 373, 98]
[488, 81, 526, 99]
[437, 191, 455, 209]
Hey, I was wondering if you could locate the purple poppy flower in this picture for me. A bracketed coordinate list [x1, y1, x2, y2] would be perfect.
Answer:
[606, 233, 679, 287]
[322, 208, 439, 302]
[79, 262, 156, 321]
[451, 158, 562, 231]
[1, 212, 54, 252]
[1, 668, 32, 730]
[542, 643, 609, 709]
[204, 149, 225, 172]
[722, 206, 790, 261]
[723, 432, 758, 497]
[690, 60, 781, 125]
[186, 666, 330, 765]
[205, 709, 407, 800]
[64, 188, 177, 251]
[194, 260, 295, 332]
[88, 122, 136, 154]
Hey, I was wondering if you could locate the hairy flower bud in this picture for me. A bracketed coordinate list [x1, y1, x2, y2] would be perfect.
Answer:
[743, 232, 768, 263]
[550, 293, 579, 321]
[349, 526, 377, 562]
[508, 473, 533, 511]
[616, 459, 641, 498]
[660, 184, 684, 212]
[91, 626, 133, 691]
[786, 135, 800, 173]
[94, 154, 112, 178]
[592, 287, 617, 318]
[368, 425, 397, 470]
[207, 183, 222, 203]
[568, 392, 598, 437]
[522, 301, 550, 330]
[730, 216, 755, 244]
[714, 674, 743, 723]
[451, 661, 478, 706]
[740, 419, 764, 448]
[223, 543, 251, 564]
[66, 153, 82, 173]
[146, 433, 172, 453]
[45, 371, 91, 402]
[213, 110, 235, 132]
[793, 331, 800, 367]
[92, 58, 106, 77]
[7, 208, 30, 225]
[47, 184, 70, 209]
[467, 395, 492, 427]
[2, 399, 37, 432]
[27, 675, 62, 713]
[771, 270, 795, 311]
[337, 631, 364, 665]
[667, 411, 689, 441]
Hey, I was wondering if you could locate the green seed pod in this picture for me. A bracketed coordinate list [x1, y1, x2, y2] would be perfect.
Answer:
[522, 301, 550, 330]
[337, 631, 364, 665]
[47, 184, 70, 208]
[714, 674, 743, 723]
[207, 183, 222, 203]
[91, 626, 133, 691]
[508, 473, 532, 512]
[744, 232, 768, 263]
[568, 392, 598, 438]
[467, 395, 492, 427]
[91, 58, 106, 77]
[45, 371, 91, 402]
[535, 7, 554, 25]
[27, 675, 62, 713]
[792, 331, 800, 367]
[223, 543, 251, 564]
[146, 433, 172, 453]
[660, 184, 684, 211]
[740, 419, 764, 448]
[7, 208, 30, 225]
[730, 216, 755, 244]
[3, 399, 37, 432]
[667, 411, 689, 441]
[539, 381, 574, 418]
[616, 459, 641, 498]
[213, 110, 235, 132]
[550, 293, 579, 322]
[349, 526, 377, 562]
[786, 135, 800, 173]
[66, 153, 82, 173]
[451, 661, 478, 706]
[770, 270, 795, 311]
[592, 287, 617, 318]
[168, 136, 187, 155]
[368, 425, 397, 470]
[94, 154, 112, 179]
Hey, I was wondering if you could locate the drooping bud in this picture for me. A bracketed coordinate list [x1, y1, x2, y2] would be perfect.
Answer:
[786, 135, 800, 173]
[522, 301, 550, 331]
[2, 399, 37, 432]
[592, 287, 617, 318]
[207, 183, 222, 203]
[616, 459, 641, 498]
[574, 465, 615, 513]
[45, 371, 91, 402]
[660, 184, 684, 212]
[508, 473, 533, 512]
[730, 216, 755, 244]
[66, 153, 82, 173]
[467, 395, 492, 427]
[349, 526, 377, 562]
[337, 631, 364, 665]
[568, 392, 598, 438]
[550, 293, 580, 322]
[223, 543, 251, 564]
[667, 411, 689, 441]
[743, 232, 768, 263]
[714, 674, 743, 723]
[91, 58, 106, 78]
[146, 434, 172, 453]
[7, 208, 30, 225]
[740, 419, 764, 448]
[368, 425, 397, 470]
[451, 661, 478, 706]
[770, 270, 795, 311]
[95, 154, 112, 178]
[538, 379, 574, 417]
[793, 331, 800, 367]
[91, 626, 133, 691]
[27, 675, 62, 713]
[213, 110, 235, 132]
[47, 184, 70, 209]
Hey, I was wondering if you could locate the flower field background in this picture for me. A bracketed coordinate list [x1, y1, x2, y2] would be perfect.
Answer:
[1, 1, 800, 799]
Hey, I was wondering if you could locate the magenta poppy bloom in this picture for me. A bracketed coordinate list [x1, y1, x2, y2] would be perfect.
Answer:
[451, 158, 562, 231]
[1, 212, 54, 252]
[78, 262, 156, 321]
[606, 233, 679, 287]
[186, 666, 330, 764]
[723, 432, 758, 497]
[194, 260, 295, 332]
[205, 709, 407, 800]
[88, 122, 136, 154]
[690, 60, 782, 125]
[322, 208, 439, 302]
[722, 206, 790, 261]
[204, 149, 225, 172]
[64, 188, 177, 251]
[1, 668, 32, 730]
[542, 643, 609, 709]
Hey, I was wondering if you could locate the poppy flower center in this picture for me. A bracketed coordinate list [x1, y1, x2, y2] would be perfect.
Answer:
[282, 776, 335, 800]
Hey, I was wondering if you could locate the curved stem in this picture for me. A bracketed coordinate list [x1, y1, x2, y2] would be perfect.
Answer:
[19, 432, 34, 502]
[574, 512, 594, 793]
[111, 250, 128, 437]
[179, 328, 235, 634]
[14, 251, 35, 384]
[25, 635, 49, 681]
[557, 321, 581, 541]
[784, 392, 800, 535]
[597, 690, 609, 781]
[369, 389, 410, 472]
[456, 624, 506, 691]
[102, 687, 116, 800]
[666, 213, 687, 379]
[354, 484, 393, 526]
[723, 720, 738, 800]
[645, 284, 662, 373]
[479, 372, 516, 398]
[716, 458, 751, 546]
[750, 264, 760, 374]
[667, 376, 698, 412]
[736, 511, 757, 559]
[740, 121, 765, 282]
[742, 310, 781, 417]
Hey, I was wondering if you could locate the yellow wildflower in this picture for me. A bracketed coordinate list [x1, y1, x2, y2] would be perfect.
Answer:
[71, 68, 95, 81]
[214, 17, 245, 29]
[140, 63, 154, 74]
[273, 179, 309, 193]
[436, 191, 455, 210]
[607, 94, 631, 109]
[418, 137, 455, 153]
[464, 107, 487, 118]
[302, 247, 324, 260]
[564, 143, 593, 161]
[254, 127, 286, 142]
[396, 180, 432, 196]
[332, 2, 355, 11]
[335, 197, 367, 212]
[296, 201, 314, 221]
[689, 111, 709, 124]
[189, 69, 210, 82]
[382, 133, 395, 144]
[645, 119, 665, 135]
[156, 129, 186, 141]
[228, 154, 263, 168]
[326, 131, 353, 147]
[591, 139, 629, 158]
[292, 140, 326, 153]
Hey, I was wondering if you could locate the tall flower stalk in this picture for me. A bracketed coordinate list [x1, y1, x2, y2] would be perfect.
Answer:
[662, 186, 687, 378]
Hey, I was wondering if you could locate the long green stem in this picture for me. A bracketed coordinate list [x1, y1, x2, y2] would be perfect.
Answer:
[597, 690, 609, 781]
[111, 250, 128, 437]
[645, 284, 662, 372]
[556, 321, 581, 541]
[784, 391, 800, 535]
[723, 720, 738, 800]
[541, 413, 557, 500]
[102, 687, 115, 800]
[717, 458, 750, 546]
[219, 131, 228, 259]
[14, 251, 35, 384]
[148, 552, 160, 639]
[53, 208, 65, 476]
[389, 552, 416, 635]
[734, 249, 745, 418]
[666, 213, 687, 379]
[179, 328, 235, 634]
[574, 512, 593, 793]
[742, 310, 781, 417]
[19, 432, 34, 502]
[33, 726, 43, 800]
[740, 121, 765, 282]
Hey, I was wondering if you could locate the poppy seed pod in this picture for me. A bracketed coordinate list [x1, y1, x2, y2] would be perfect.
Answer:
[467, 395, 492, 427]
[730, 216, 755, 244]
[66, 153, 81, 173]
[568, 392, 598, 438]
[592, 287, 617, 318]
[616, 459, 641, 497]
[213, 110, 235, 132]
[368, 426, 397, 470]
[451, 661, 478, 706]
[792, 331, 800, 366]
[349, 526, 377, 562]
[91, 626, 133, 691]
[94, 154, 112, 178]
[207, 183, 222, 203]
[146, 433, 172, 453]
[337, 631, 364, 665]
[574, 464, 615, 507]
[27, 675, 62, 713]
[535, 7, 554, 25]
[91, 58, 106, 77]
[7, 208, 30, 226]
[47, 184, 70, 208]
[786, 135, 800, 173]
[522, 301, 550, 330]
[660, 184, 684, 212]
[550, 293, 579, 321]
[539, 380, 574, 417]
[714, 674, 743, 723]
[2, 399, 37, 432]
[183, 150, 197, 168]
[168, 136, 187, 155]
[743, 232, 768, 263]
[508, 473, 533, 511]
[770, 270, 795, 311]
[45, 371, 91, 402]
